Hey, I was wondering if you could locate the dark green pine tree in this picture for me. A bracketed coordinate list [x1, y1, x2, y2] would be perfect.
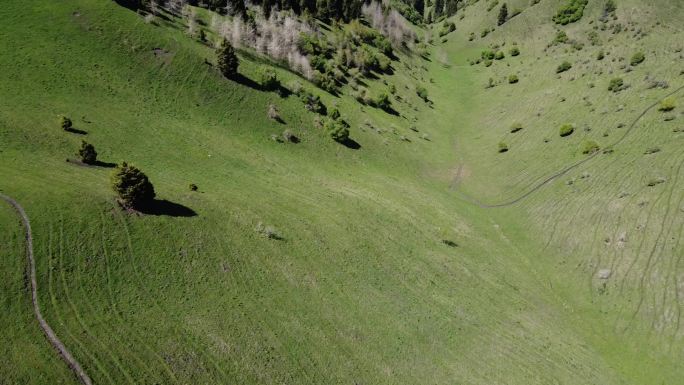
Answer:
[262, 0, 275, 18]
[445, 0, 458, 16]
[434, 0, 444, 17]
[228, 0, 246, 19]
[498, 3, 508, 25]
[77, 141, 98, 164]
[414, 0, 425, 15]
[216, 39, 239, 78]
[110, 162, 156, 209]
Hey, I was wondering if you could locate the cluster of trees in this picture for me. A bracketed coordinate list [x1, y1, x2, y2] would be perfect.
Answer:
[189, 0, 363, 21]
[552, 0, 588, 25]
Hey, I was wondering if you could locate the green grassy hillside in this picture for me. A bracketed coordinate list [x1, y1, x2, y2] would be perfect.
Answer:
[1, 0, 682, 384]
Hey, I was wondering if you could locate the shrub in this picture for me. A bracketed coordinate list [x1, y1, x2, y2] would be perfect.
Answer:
[607, 77, 624, 92]
[495, 51, 505, 60]
[597, 50, 605, 60]
[553, 30, 569, 44]
[77, 141, 97, 164]
[324, 119, 350, 143]
[259, 68, 280, 91]
[216, 38, 239, 78]
[509, 47, 520, 56]
[510, 122, 523, 133]
[300, 91, 326, 114]
[313, 71, 338, 94]
[581, 140, 600, 154]
[481, 50, 496, 60]
[282, 129, 298, 143]
[559, 123, 574, 137]
[508, 74, 519, 84]
[59, 115, 73, 131]
[439, 21, 456, 37]
[110, 162, 156, 209]
[375, 93, 392, 111]
[630, 51, 645, 66]
[255, 222, 282, 240]
[416, 86, 429, 102]
[189, 183, 198, 191]
[267, 103, 280, 121]
[556, 61, 572, 73]
[497, 3, 508, 25]
[658, 97, 676, 112]
[552, 0, 589, 25]
[329, 107, 341, 120]
[498, 142, 509, 152]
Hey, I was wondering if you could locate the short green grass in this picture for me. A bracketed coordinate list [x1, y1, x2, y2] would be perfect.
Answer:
[1, 0, 683, 384]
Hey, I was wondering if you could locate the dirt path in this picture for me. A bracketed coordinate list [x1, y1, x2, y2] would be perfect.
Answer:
[0, 193, 93, 385]
[454, 84, 684, 208]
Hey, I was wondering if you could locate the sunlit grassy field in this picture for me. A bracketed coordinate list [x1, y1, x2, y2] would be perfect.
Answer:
[1, 0, 683, 384]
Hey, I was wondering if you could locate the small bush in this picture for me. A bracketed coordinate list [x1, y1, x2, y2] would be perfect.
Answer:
[556, 61, 572, 73]
[509, 47, 520, 56]
[608, 77, 625, 92]
[375, 93, 392, 111]
[553, 30, 569, 44]
[581, 140, 600, 154]
[267, 103, 280, 121]
[658, 97, 676, 112]
[630, 51, 645, 66]
[282, 129, 298, 143]
[77, 141, 97, 164]
[324, 119, 350, 143]
[416, 86, 429, 102]
[498, 142, 509, 153]
[510, 122, 523, 133]
[259, 68, 280, 91]
[189, 183, 198, 191]
[329, 107, 340, 120]
[313, 71, 338, 94]
[597, 50, 605, 60]
[495, 51, 505, 60]
[559, 123, 574, 137]
[300, 91, 326, 114]
[508, 74, 519, 84]
[59, 115, 73, 131]
[255, 222, 282, 240]
[481, 50, 496, 60]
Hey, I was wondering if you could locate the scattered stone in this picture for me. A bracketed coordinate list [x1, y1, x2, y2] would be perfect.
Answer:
[598, 269, 612, 279]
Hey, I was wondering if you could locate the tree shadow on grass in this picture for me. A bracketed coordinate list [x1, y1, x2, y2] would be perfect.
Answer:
[341, 138, 361, 150]
[381, 106, 400, 116]
[66, 158, 116, 168]
[93, 160, 117, 168]
[138, 200, 197, 217]
[65, 127, 88, 135]
[233, 73, 261, 91]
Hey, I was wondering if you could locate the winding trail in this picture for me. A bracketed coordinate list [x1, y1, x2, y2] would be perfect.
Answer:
[0, 192, 93, 385]
[454, 84, 684, 208]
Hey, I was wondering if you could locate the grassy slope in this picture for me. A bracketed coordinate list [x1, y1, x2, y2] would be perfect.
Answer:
[0, 0, 682, 384]
[436, 0, 684, 382]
